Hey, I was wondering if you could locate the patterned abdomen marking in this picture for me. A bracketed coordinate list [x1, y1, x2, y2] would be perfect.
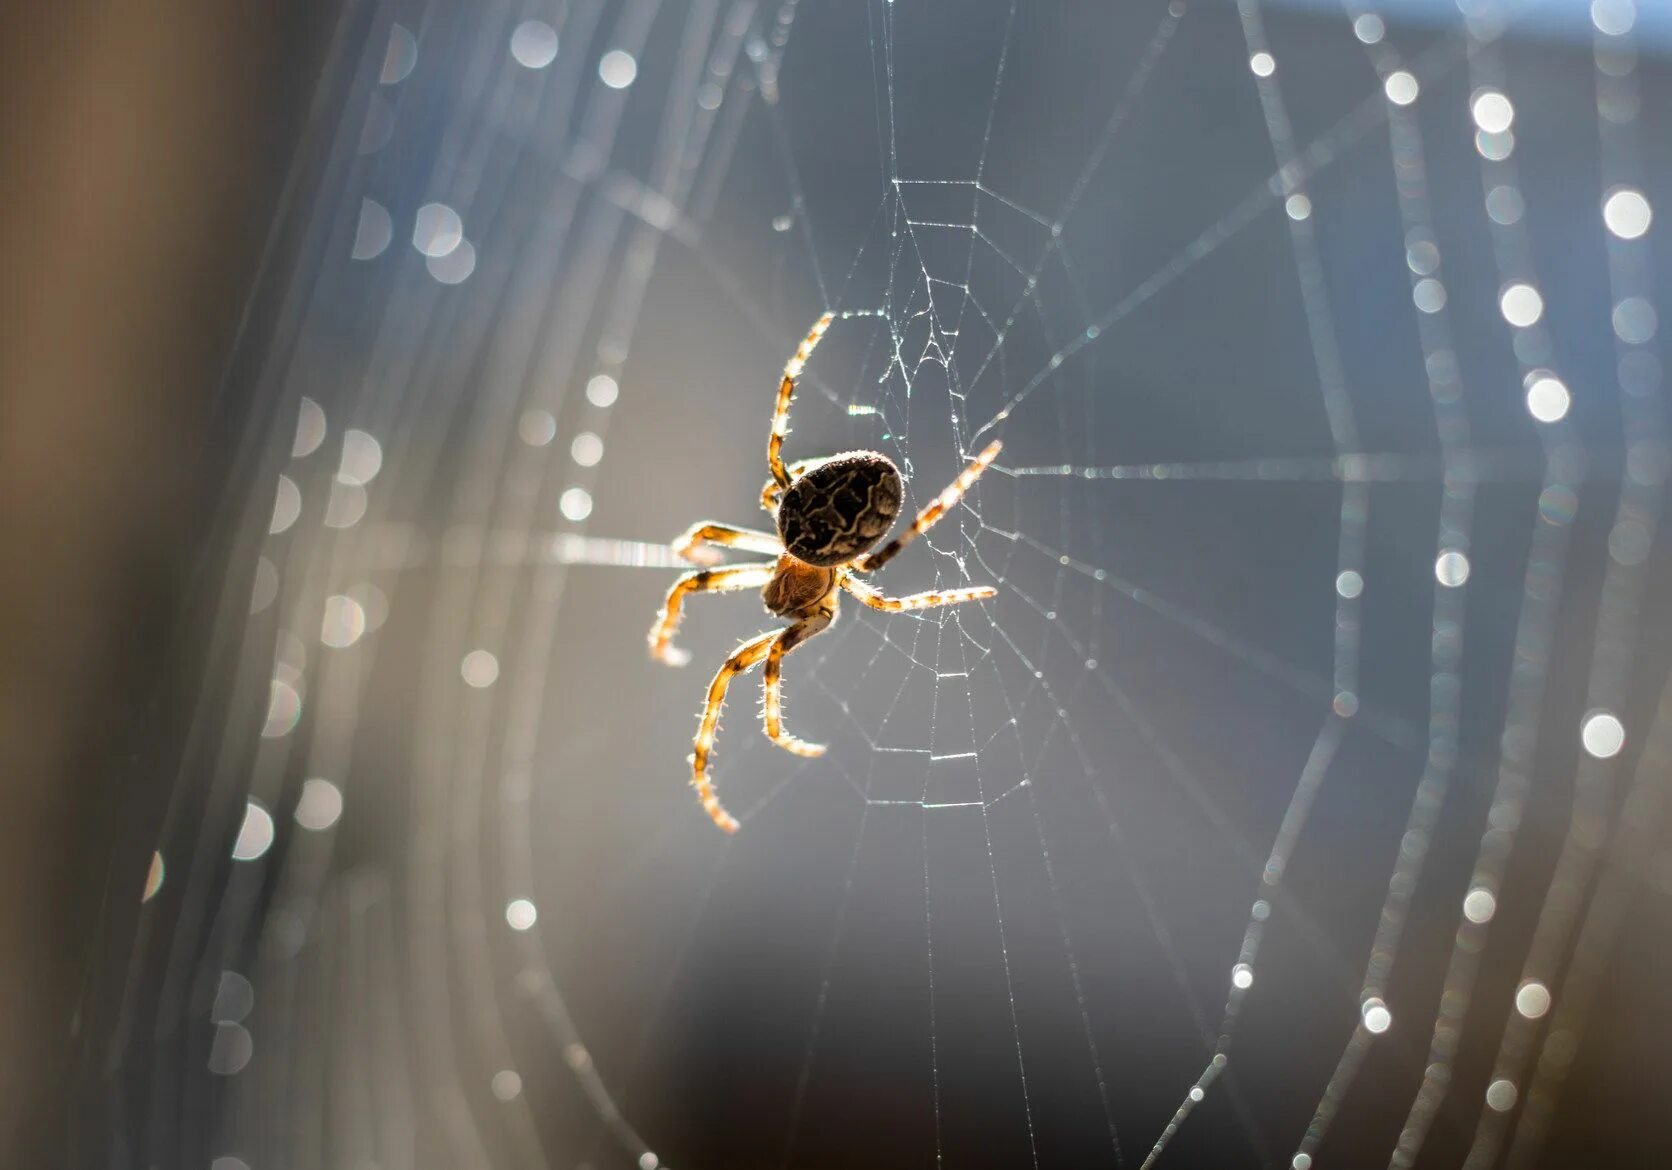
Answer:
[776, 451, 904, 567]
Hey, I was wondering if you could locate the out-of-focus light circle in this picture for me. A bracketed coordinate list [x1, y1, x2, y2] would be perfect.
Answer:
[208, 1022, 254, 1076]
[250, 557, 279, 614]
[232, 801, 276, 861]
[462, 649, 500, 688]
[698, 82, 723, 110]
[1499, 283, 1543, 327]
[212, 1157, 251, 1170]
[1471, 90, 1514, 134]
[338, 429, 383, 486]
[586, 374, 619, 407]
[560, 487, 594, 521]
[296, 777, 344, 831]
[1475, 129, 1514, 161]
[1412, 278, 1446, 313]
[270, 475, 301, 534]
[1463, 887, 1497, 923]
[492, 1069, 524, 1100]
[1353, 14, 1384, 43]
[1525, 374, 1570, 423]
[1292, 1155, 1313, 1170]
[1406, 238, 1440, 275]
[1486, 185, 1524, 225]
[1613, 297, 1657, 343]
[639, 1154, 660, 1170]
[1361, 998, 1392, 1034]
[520, 409, 557, 446]
[571, 432, 604, 466]
[1515, 981, 1552, 1019]
[1592, 0, 1637, 36]
[324, 478, 368, 529]
[1603, 187, 1652, 239]
[1485, 1079, 1518, 1112]
[381, 23, 418, 84]
[143, 850, 166, 902]
[1384, 71, 1419, 106]
[428, 238, 477, 285]
[263, 679, 302, 738]
[413, 202, 463, 258]
[1284, 194, 1311, 220]
[351, 198, 392, 260]
[1249, 52, 1275, 77]
[1434, 549, 1470, 587]
[1581, 711, 1625, 758]
[212, 971, 254, 1023]
[599, 49, 638, 88]
[510, 20, 559, 69]
[1189, 1085, 1205, 1102]
[1336, 570, 1364, 599]
[1231, 963, 1254, 990]
[320, 594, 367, 649]
[506, 898, 538, 930]
[293, 397, 327, 457]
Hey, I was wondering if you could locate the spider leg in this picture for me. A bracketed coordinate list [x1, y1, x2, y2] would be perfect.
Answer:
[690, 629, 779, 833]
[760, 457, 829, 513]
[673, 522, 783, 565]
[841, 573, 996, 612]
[769, 313, 835, 488]
[852, 440, 1002, 574]
[648, 564, 776, 666]
[762, 605, 834, 758]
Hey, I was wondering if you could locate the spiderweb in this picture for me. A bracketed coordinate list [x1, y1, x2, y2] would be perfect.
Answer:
[109, 2, 1672, 1169]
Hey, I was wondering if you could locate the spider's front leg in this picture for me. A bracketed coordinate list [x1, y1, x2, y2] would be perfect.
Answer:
[768, 313, 835, 488]
[690, 630, 779, 833]
[673, 522, 782, 566]
[762, 606, 833, 758]
[649, 563, 775, 666]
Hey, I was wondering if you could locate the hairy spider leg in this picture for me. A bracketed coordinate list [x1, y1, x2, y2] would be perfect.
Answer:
[690, 629, 780, 833]
[853, 440, 1003, 574]
[841, 573, 997, 612]
[673, 522, 783, 565]
[648, 564, 777, 666]
[769, 312, 835, 488]
[762, 605, 834, 757]
[761, 456, 833, 513]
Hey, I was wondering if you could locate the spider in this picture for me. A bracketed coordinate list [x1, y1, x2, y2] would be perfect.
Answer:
[648, 312, 1003, 833]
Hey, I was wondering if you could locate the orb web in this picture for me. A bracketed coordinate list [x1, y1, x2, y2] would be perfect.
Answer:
[114, 5, 1672, 1170]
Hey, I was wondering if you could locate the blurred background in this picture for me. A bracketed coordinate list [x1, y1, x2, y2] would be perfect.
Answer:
[4, 1, 1671, 1168]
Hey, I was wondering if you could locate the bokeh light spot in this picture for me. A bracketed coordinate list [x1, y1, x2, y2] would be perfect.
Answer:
[232, 801, 276, 862]
[462, 650, 500, 688]
[1603, 187, 1651, 239]
[1581, 711, 1625, 758]
[506, 898, 538, 930]
[296, 778, 344, 831]
[599, 49, 638, 88]
[510, 20, 559, 69]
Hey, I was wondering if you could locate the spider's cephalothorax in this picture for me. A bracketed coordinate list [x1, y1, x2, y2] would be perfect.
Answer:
[775, 451, 904, 568]
[649, 312, 1002, 833]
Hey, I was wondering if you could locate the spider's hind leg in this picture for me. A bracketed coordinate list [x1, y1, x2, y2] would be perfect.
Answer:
[762, 605, 834, 758]
[690, 630, 779, 833]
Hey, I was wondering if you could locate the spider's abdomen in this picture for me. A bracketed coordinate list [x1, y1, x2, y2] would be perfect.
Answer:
[776, 450, 904, 567]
